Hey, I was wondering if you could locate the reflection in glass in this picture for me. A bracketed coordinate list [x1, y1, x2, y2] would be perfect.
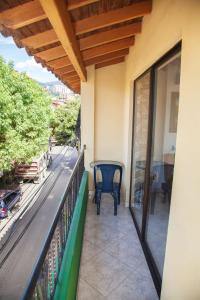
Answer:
[146, 54, 181, 277]
[130, 72, 150, 231]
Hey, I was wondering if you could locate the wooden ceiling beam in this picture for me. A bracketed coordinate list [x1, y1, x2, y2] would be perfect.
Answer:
[62, 72, 78, 80]
[67, 76, 80, 82]
[56, 66, 76, 76]
[46, 56, 71, 70]
[61, 76, 80, 82]
[82, 37, 134, 60]
[63, 80, 80, 92]
[39, 0, 87, 81]
[35, 45, 66, 61]
[71, 85, 80, 92]
[0, 0, 100, 30]
[69, 83, 80, 88]
[71, 81, 80, 86]
[68, 0, 99, 11]
[54, 65, 75, 74]
[85, 48, 129, 66]
[20, 21, 140, 51]
[67, 82, 80, 89]
[79, 22, 141, 50]
[67, 78, 80, 84]
[65, 82, 76, 92]
[21, 29, 58, 49]
[75, 0, 152, 35]
[95, 57, 125, 69]
[70, 79, 80, 84]
[68, 83, 80, 89]
[72, 81, 80, 85]
[72, 87, 80, 92]
[0, 0, 46, 30]
[41, 44, 129, 69]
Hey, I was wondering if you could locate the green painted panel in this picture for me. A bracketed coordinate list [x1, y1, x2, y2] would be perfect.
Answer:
[54, 171, 88, 300]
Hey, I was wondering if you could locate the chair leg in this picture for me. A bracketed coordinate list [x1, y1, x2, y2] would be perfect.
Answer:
[117, 192, 120, 205]
[93, 190, 97, 204]
[114, 195, 118, 216]
[97, 191, 101, 215]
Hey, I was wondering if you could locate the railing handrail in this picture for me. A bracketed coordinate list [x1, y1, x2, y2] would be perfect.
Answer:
[21, 149, 85, 300]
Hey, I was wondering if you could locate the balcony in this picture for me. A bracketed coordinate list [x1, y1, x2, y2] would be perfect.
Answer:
[77, 194, 158, 300]
[0, 1, 199, 299]
[17, 151, 157, 300]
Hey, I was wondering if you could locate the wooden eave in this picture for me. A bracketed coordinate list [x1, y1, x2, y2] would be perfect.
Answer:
[0, 0, 152, 94]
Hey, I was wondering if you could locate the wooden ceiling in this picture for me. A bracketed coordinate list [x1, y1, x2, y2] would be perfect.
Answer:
[0, 0, 152, 93]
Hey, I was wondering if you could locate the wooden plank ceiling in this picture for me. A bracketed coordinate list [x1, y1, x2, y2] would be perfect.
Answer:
[0, 0, 152, 93]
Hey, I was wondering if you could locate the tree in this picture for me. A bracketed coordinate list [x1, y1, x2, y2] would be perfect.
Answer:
[0, 57, 52, 171]
[51, 98, 80, 145]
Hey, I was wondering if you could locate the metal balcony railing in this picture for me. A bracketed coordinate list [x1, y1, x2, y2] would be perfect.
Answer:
[21, 150, 86, 300]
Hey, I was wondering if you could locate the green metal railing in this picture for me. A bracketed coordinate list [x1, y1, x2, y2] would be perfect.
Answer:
[21, 151, 88, 300]
[54, 171, 88, 300]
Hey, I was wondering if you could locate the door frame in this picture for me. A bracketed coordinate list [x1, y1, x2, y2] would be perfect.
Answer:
[129, 41, 182, 297]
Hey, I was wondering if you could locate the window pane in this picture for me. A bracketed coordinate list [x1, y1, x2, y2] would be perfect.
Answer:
[146, 54, 181, 276]
[130, 72, 150, 231]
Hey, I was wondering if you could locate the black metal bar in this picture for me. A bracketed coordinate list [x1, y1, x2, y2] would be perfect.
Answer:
[21, 150, 85, 300]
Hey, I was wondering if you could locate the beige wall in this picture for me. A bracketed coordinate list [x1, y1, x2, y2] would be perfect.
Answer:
[123, 0, 200, 299]
[81, 1, 200, 298]
[94, 63, 125, 162]
[81, 63, 125, 191]
[94, 63, 126, 197]
[81, 66, 95, 189]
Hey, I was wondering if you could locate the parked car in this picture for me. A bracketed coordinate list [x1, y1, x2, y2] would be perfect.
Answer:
[0, 189, 22, 218]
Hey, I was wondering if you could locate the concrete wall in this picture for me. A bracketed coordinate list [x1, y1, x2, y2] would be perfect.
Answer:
[123, 0, 200, 299]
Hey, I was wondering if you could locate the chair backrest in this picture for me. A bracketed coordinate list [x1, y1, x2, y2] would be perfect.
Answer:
[94, 164, 123, 193]
[151, 163, 174, 191]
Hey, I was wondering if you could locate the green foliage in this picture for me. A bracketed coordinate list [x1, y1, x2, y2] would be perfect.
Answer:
[51, 98, 80, 145]
[0, 57, 52, 171]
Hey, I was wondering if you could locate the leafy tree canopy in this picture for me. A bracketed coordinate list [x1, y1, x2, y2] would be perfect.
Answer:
[51, 98, 80, 145]
[0, 57, 52, 171]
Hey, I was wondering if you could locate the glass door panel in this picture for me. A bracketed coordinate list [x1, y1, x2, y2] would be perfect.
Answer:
[130, 71, 150, 231]
[146, 53, 181, 277]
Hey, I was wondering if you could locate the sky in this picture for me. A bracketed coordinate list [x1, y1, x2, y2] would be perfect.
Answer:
[0, 33, 59, 83]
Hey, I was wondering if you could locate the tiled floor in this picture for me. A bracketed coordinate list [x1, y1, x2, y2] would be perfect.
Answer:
[77, 194, 159, 300]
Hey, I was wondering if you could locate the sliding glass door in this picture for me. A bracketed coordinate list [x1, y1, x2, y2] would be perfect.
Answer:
[130, 71, 150, 232]
[130, 44, 181, 295]
[146, 53, 181, 276]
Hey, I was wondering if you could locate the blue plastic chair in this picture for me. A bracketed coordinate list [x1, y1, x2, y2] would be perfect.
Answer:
[150, 163, 174, 213]
[91, 161, 123, 216]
